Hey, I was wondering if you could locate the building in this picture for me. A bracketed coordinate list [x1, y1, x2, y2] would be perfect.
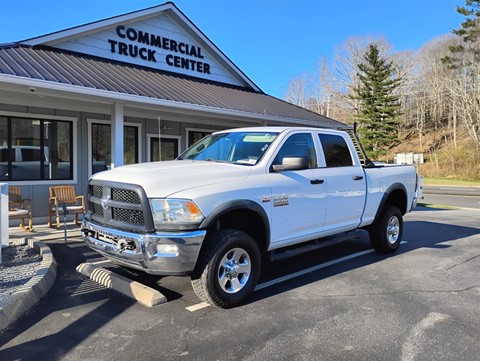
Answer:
[0, 2, 345, 224]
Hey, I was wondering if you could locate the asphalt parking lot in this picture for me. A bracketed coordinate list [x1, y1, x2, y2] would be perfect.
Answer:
[1, 206, 479, 361]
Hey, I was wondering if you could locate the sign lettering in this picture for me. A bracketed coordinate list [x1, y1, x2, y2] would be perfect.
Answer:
[108, 25, 211, 74]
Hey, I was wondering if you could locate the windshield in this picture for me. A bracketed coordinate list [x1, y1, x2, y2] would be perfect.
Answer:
[178, 131, 278, 165]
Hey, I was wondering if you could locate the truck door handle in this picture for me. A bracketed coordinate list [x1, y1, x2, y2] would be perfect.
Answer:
[352, 175, 364, 181]
[310, 179, 324, 185]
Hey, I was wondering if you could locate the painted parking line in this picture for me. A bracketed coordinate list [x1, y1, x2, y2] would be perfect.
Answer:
[255, 240, 408, 291]
[186, 241, 408, 311]
[186, 302, 210, 312]
[88, 259, 113, 265]
[255, 249, 374, 291]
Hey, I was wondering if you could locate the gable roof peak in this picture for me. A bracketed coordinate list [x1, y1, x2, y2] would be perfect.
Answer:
[19, 1, 263, 93]
[20, 2, 177, 46]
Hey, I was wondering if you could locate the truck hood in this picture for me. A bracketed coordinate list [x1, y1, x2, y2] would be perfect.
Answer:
[91, 160, 252, 198]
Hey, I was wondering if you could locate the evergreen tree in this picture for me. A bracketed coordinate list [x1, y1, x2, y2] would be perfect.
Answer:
[354, 43, 401, 159]
[442, 0, 480, 67]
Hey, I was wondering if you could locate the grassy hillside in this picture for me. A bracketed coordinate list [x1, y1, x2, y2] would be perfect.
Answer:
[383, 130, 480, 182]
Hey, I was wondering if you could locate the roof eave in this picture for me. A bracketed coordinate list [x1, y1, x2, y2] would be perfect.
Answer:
[0, 74, 343, 129]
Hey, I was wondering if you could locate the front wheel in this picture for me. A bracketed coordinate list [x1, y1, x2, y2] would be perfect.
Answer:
[191, 229, 261, 308]
[368, 205, 403, 253]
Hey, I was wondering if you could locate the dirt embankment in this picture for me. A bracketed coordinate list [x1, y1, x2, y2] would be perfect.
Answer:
[384, 130, 480, 181]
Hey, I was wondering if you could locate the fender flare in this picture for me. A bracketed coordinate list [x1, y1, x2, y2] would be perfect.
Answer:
[199, 200, 270, 249]
[373, 183, 408, 222]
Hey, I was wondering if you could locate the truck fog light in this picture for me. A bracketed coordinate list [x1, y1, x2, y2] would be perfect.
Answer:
[156, 244, 179, 256]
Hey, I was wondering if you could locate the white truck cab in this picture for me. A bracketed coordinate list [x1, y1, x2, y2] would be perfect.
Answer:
[82, 127, 419, 308]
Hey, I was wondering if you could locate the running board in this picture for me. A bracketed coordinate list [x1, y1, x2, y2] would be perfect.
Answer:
[267, 230, 366, 262]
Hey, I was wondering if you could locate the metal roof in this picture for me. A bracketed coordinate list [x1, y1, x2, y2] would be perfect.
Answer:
[0, 45, 345, 128]
[20, 2, 262, 92]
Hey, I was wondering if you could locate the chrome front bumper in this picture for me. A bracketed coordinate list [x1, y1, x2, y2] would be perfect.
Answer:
[81, 220, 206, 275]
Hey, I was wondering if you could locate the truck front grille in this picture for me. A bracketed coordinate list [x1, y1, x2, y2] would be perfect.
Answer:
[112, 188, 140, 204]
[92, 185, 103, 198]
[87, 180, 153, 232]
[93, 203, 104, 217]
[112, 207, 144, 225]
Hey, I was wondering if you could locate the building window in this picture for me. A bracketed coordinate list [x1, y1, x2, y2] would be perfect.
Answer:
[90, 123, 139, 174]
[0, 116, 73, 181]
[187, 129, 213, 147]
[149, 136, 180, 161]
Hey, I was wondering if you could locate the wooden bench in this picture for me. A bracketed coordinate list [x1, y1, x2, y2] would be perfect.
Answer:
[9, 186, 33, 231]
[48, 186, 85, 228]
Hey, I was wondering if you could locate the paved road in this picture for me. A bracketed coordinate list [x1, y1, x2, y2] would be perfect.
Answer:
[423, 185, 480, 197]
[422, 193, 480, 209]
[1, 208, 479, 361]
[422, 185, 480, 209]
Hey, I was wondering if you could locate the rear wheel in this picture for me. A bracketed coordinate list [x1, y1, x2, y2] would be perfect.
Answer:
[368, 205, 403, 253]
[191, 229, 261, 308]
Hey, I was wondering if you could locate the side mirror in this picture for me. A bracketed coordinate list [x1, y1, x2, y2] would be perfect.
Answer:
[272, 156, 309, 172]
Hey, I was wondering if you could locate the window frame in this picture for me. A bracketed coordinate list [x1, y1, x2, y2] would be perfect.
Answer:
[87, 119, 142, 176]
[146, 134, 182, 162]
[185, 127, 215, 148]
[0, 111, 77, 185]
[317, 132, 355, 168]
[269, 132, 318, 170]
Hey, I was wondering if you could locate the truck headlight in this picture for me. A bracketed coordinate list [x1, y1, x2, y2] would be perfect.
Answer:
[149, 199, 204, 230]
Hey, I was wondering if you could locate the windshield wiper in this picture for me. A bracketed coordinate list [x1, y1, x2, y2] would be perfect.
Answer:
[203, 158, 229, 163]
[234, 161, 255, 166]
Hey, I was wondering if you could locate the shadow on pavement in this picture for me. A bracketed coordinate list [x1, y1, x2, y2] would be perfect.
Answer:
[0, 218, 478, 359]
[0, 239, 135, 360]
[415, 204, 459, 211]
[248, 219, 480, 305]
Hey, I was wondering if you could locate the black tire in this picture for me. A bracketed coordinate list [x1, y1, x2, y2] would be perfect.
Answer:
[368, 205, 403, 253]
[191, 229, 261, 308]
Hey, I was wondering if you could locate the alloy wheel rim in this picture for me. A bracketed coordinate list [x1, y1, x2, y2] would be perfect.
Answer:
[217, 247, 251, 294]
[386, 215, 400, 244]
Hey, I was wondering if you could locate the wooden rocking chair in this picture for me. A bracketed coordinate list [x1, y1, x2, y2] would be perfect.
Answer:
[8, 186, 33, 231]
[48, 185, 85, 228]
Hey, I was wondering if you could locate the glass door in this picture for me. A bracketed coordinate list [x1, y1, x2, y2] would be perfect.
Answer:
[150, 137, 179, 161]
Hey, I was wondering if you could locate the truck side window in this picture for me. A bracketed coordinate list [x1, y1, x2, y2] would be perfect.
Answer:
[273, 133, 317, 168]
[319, 134, 353, 167]
[0, 148, 14, 162]
[21, 147, 43, 162]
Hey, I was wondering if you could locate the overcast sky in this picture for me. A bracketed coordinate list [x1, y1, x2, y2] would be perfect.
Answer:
[0, 0, 464, 98]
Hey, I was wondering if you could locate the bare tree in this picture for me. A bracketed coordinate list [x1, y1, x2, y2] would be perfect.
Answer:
[443, 0, 480, 148]
[310, 56, 334, 117]
[396, 36, 460, 151]
[284, 72, 308, 108]
[280, 18, 479, 178]
[330, 35, 394, 122]
[445, 57, 480, 147]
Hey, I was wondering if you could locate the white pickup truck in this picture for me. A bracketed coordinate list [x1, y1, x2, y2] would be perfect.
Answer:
[82, 127, 420, 308]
